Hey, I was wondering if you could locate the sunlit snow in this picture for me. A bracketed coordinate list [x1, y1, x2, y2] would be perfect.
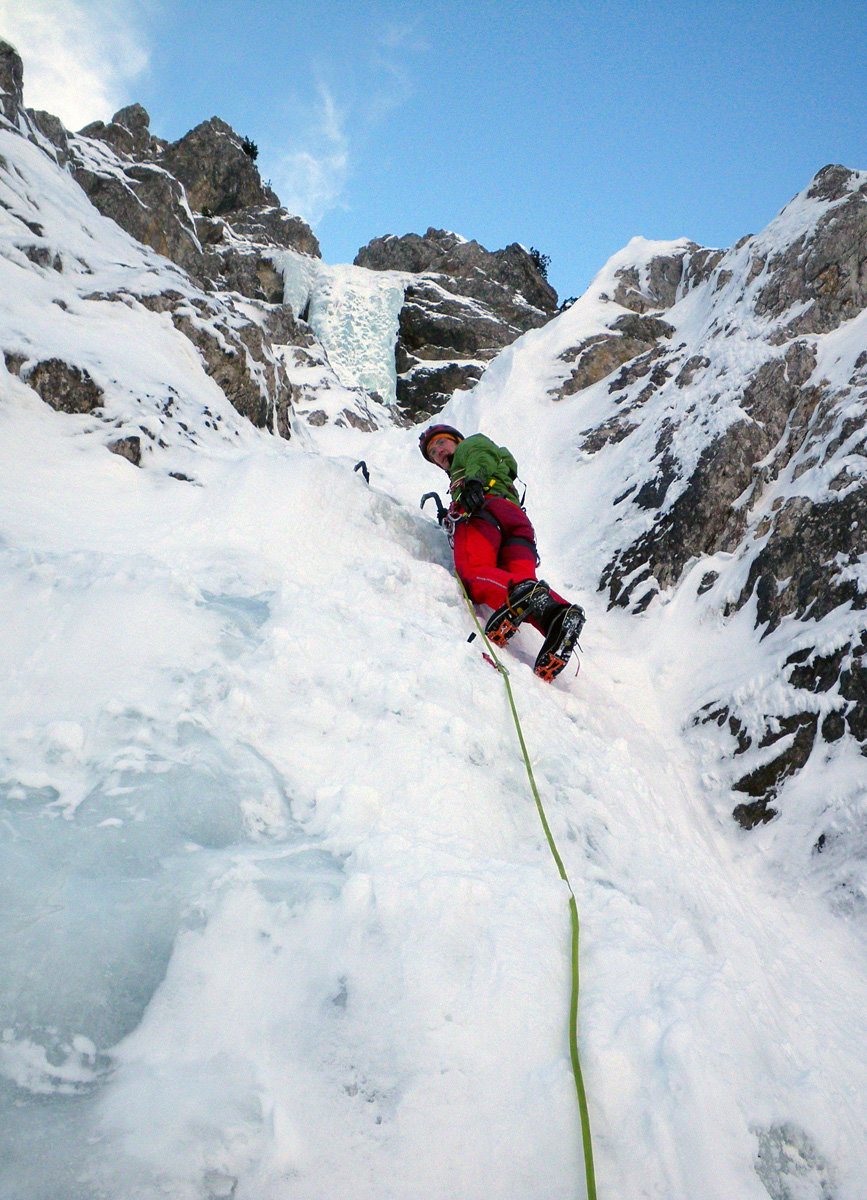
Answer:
[2, 123, 867, 1200]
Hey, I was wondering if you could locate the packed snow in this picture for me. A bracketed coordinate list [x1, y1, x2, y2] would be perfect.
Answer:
[2, 123, 867, 1200]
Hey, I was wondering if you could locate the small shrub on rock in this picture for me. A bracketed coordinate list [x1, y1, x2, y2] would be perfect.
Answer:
[529, 246, 551, 279]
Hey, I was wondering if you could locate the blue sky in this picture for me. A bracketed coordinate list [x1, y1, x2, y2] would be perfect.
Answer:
[3, 0, 866, 299]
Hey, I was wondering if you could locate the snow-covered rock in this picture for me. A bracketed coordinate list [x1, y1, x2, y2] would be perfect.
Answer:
[0, 47, 387, 441]
[0, 39, 23, 125]
[444, 175, 867, 867]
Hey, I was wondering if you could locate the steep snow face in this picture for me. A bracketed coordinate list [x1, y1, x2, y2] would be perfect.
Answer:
[3, 96, 867, 1200]
[3, 385, 867, 1200]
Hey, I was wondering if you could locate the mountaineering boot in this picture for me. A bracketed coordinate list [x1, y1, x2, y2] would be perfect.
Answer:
[533, 603, 585, 683]
[485, 579, 555, 647]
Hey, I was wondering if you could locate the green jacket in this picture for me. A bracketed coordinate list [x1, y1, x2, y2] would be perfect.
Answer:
[450, 434, 521, 506]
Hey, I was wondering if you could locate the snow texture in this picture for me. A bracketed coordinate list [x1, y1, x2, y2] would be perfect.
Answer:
[1, 125, 866, 1200]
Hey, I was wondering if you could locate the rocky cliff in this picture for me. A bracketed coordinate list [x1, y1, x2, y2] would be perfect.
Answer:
[1, 40, 386, 440]
[556, 172, 867, 833]
[2, 39, 560, 434]
[356, 227, 559, 421]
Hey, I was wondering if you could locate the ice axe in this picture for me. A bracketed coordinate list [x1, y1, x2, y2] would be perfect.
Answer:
[420, 491, 448, 526]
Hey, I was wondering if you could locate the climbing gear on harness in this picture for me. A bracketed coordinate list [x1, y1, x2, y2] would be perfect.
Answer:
[485, 578, 555, 647]
[419, 424, 464, 461]
[457, 577, 597, 1200]
[534, 602, 585, 682]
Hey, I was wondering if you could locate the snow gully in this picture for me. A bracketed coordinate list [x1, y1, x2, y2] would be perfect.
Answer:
[457, 577, 598, 1200]
[360, 464, 598, 1197]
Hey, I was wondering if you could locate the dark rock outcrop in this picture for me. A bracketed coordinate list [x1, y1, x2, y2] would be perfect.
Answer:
[551, 314, 675, 401]
[195, 205, 320, 301]
[755, 164, 867, 338]
[601, 244, 725, 314]
[70, 151, 205, 277]
[7, 356, 104, 413]
[581, 168, 867, 823]
[0, 40, 23, 125]
[357, 228, 558, 314]
[219, 205, 320, 257]
[602, 339, 821, 607]
[54, 96, 321, 429]
[79, 104, 165, 161]
[159, 117, 277, 216]
[397, 278, 517, 359]
[108, 435, 142, 465]
[133, 290, 297, 436]
[25, 109, 71, 164]
[69, 108, 320, 302]
[356, 227, 558, 421]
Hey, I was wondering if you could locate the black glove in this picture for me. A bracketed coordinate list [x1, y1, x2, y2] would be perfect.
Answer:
[462, 479, 486, 515]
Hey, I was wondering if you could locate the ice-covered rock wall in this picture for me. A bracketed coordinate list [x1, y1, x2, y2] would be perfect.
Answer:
[275, 252, 409, 408]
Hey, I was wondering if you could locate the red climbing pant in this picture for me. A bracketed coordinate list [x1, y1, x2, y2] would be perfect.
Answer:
[452, 498, 567, 633]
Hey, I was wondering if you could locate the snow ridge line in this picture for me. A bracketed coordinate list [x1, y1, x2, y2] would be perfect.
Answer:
[458, 578, 598, 1200]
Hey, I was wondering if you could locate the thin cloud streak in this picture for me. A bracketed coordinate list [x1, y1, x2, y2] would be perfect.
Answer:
[266, 18, 427, 229]
[267, 82, 350, 226]
[0, 0, 150, 129]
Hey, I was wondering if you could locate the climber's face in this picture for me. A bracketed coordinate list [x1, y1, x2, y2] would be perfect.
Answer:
[428, 435, 456, 471]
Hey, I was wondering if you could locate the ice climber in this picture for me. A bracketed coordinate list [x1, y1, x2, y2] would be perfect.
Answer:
[419, 424, 585, 682]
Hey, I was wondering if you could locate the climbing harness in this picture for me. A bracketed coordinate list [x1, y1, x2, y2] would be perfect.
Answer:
[457, 577, 598, 1200]
[420, 491, 538, 559]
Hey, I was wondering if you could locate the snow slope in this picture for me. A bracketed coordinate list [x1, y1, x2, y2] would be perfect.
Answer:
[2, 391, 867, 1199]
[2, 118, 867, 1200]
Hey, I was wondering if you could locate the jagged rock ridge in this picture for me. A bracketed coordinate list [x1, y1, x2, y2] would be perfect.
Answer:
[356, 227, 559, 421]
[3, 38, 560, 435]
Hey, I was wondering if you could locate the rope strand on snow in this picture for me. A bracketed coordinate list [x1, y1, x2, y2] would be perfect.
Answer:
[457, 578, 598, 1200]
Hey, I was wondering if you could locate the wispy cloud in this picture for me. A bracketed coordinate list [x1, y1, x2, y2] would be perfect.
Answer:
[0, 0, 150, 129]
[366, 17, 426, 124]
[266, 82, 350, 226]
[266, 16, 427, 227]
